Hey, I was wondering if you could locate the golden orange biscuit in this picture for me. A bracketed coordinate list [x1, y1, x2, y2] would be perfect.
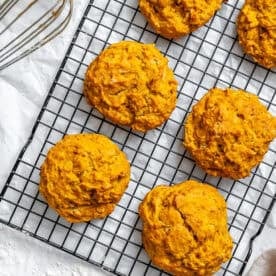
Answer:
[139, 0, 224, 39]
[184, 88, 276, 179]
[39, 134, 130, 223]
[139, 180, 233, 275]
[84, 41, 177, 132]
[237, 0, 276, 68]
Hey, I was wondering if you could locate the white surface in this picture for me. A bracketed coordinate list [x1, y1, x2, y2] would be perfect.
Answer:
[0, 224, 110, 276]
[247, 249, 276, 276]
[0, 0, 275, 275]
[244, 211, 276, 275]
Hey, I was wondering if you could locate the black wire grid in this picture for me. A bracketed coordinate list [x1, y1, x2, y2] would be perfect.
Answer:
[0, 0, 276, 275]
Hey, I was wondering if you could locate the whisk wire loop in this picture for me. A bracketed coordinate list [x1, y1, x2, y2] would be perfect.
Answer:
[0, 0, 73, 70]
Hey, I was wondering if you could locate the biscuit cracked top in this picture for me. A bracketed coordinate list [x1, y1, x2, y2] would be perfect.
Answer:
[139, 0, 224, 38]
[139, 180, 233, 275]
[184, 88, 276, 179]
[84, 41, 177, 132]
[237, 0, 276, 68]
[39, 134, 130, 223]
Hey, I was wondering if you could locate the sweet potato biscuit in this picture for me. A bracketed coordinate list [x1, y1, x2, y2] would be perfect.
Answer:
[139, 180, 233, 276]
[84, 41, 177, 132]
[237, 0, 276, 68]
[184, 88, 276, 179]
[39, 134, 130, 223]
[139, 0, 224, 39]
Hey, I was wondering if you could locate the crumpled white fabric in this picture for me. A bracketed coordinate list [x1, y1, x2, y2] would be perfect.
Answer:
[247, 249, 276, 276]
[243, 211, 276, 276]
[0, 0, 106, 275]
[0, 0, 85, 187]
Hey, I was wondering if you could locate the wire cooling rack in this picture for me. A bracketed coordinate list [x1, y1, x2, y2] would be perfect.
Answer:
[0, 0, 276, 275]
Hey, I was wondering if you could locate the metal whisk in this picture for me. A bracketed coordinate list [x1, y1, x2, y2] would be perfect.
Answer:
[0, 0, 73, 70]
